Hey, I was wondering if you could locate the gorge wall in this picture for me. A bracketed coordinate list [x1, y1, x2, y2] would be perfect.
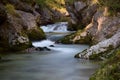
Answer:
[62, 0, 120, 79]
[62, 0, 120, 51]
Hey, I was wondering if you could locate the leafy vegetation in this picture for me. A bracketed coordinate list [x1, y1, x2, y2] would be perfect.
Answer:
[5, 4, 20, 17]
[90, 48, 120, 80]
[98, 0, 120, 15]
[36, 0, 67, 15]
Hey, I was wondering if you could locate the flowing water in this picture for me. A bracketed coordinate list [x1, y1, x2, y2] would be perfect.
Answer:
[0, 22, 98, 80]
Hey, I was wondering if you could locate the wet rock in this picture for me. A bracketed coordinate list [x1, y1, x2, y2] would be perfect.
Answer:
[24, 46, 51, 52]
[49, 45, 55, 47]
[43, 47, 51, 51]
[35, 47, 44, 51]
[36, 47, 51, 51]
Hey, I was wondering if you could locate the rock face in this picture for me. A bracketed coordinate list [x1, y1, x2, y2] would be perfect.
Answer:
[64, 0, 120, 79]
[35, 0, 68, 25]
[75, 32, 120, 59]
[36, 7, 64, 25]
[65, 0, 98, 30]
[0, 0, 46, 51]
[64, 9, 120, 45]
[73, 8, 120, 59]
[61, 0, 120, 60]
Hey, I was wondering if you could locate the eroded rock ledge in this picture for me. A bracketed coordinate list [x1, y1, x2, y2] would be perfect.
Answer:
[75, 32, 120, 59]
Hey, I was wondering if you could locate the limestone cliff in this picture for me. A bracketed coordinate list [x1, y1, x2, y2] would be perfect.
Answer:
[65, 0, 98, 30]
[35, 0, 69, 25]
[64, 0, 120, 59]
[63, 0, 120, 79]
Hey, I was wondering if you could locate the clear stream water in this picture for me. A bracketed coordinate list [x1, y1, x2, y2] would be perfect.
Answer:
[0, 22, 98, 80]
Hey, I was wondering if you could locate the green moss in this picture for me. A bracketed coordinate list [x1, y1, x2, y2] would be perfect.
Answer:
[90, 48, 120, 80]
[28, 27, 46, 41]
[89, 53, 103, 61]
[58, 32, 75, 44]
[36, 0, 65, 8]
[5, 4, 20, 17]
[59, 29, 91, 44]
[11, 41, 32, 51]
[98, 0, 120, 16]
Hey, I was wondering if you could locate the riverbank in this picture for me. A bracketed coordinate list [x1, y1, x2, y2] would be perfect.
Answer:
[0, 30, 98, 80]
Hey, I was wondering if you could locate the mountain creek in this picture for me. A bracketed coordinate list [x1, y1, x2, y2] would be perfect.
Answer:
[0, 22, 99, 80]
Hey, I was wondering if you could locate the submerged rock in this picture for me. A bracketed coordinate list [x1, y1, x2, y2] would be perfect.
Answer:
[49, 45, 55, 47]
[24, 46, 51, 52]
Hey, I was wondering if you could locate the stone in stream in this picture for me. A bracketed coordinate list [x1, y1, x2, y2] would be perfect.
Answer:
[24, 46, 51, 52]
[43, 47, 51, 51]
[49, 45, 55, 47]
[35, 47, 51, 51]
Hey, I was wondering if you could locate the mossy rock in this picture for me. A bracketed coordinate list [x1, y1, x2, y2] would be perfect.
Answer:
[89, 54, 103, 61]
[27, 27, 46, 41]
[10, 41, 32, 51]
[59, 30, 91, 44]
[58, 33, 75, 44]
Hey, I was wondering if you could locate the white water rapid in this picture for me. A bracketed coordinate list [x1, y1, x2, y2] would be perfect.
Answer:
[41, 22, 68, 33]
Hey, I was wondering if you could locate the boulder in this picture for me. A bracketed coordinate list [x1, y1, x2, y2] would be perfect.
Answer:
[36, 47, 51, 51]
[49, 45, 55, 47]
[0, 3, 45, 51]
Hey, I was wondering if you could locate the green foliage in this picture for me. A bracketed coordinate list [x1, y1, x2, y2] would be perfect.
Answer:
[98, 0, 120, 13]
[5, 4, 15, 14]
[65, 0, 74, 4]
[5, 4, 20, 17]
[36, 0, 65, 9]
[35, 0, 46, 6]
[90, 48, 120, 80]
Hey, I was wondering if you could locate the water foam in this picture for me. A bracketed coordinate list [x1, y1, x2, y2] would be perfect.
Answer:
[41, 22, 68, 33]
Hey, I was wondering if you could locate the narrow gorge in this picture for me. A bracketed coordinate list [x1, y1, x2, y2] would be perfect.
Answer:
[0, 0, 120, 80]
